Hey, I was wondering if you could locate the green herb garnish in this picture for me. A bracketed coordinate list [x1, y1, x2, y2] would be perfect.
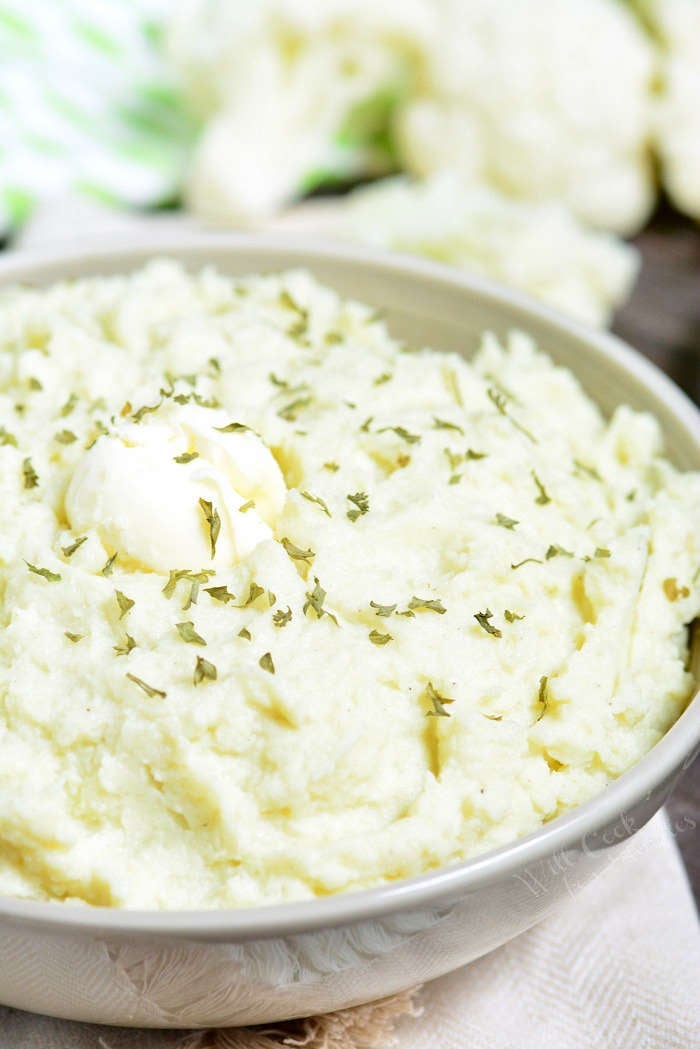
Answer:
[370, 601, 396, 617]
[193, 656, 217, 685]
[445, 368, 464, 406]
[114, 634, 136, 656]
[279, 289, 308, 338]
[532, 471, 551, 505]
[545, 544, 574, 560]
[204, 585, 236, 604]
[64, 631, 83, 643]
[28, 376, 43, 391]
[347, 491, 370, 521]
[258, 651, 275, 674]
[433, 417, 464, 435]
[174, 451, 199, 464]
[536, 676, 549, 722]
[374, 372, 393, 386]
[301, 490, 331, 517]
[101, 552, 118, 576]
[323, 461, 340, 472]
[199, 498, 221, 558]
[54, 430, 77, 445]
[474, 609, 502, 637]
[22, 457, 38, 489]
[238, 500, 255, 513]
[163, 569, 214, 599]
[511, 558, 543, 570]
[60, 393, 78, 417]
[115, 590, 134, 618]
[62, 536, 87, 558]
[183, 581, 200, 610]
[378, 425, 421, 445]
[573, 459, 602, 482]
[425, 682, 454, 718]
[408, 596, 446, 614]
[303, 577, 338, 624]
[214, 422, 253, 434]
[127, 673, 166, 699]
[273, 606, 292, 628]
[281, 537, 315, 563]
[466, 449, 487, 460]
[176, 621, 206, 646]
[238, 627, 252, 640]
[0, 426, 18, 447]
[494, 513, 518, 530]
[369, 630, 393, 646]
[25, 561, 60, 582]
[278, 396, 312, 421]
[242, 582, 265, 606]
[504, 610, 525, 623]
[131, 398, 162, 423]
[359, 416, 373, 433]
[487, 387, 536, 444]
[594, 547, 611, 559]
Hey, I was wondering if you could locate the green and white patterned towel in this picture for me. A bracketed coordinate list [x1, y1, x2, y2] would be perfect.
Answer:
[0, 0, 196, 234]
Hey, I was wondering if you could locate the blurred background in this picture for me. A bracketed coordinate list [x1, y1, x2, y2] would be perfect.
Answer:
[1, 0, 698, 894]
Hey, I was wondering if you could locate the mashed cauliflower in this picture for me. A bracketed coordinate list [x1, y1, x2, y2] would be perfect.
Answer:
[332, 174, 640, 327]
[0, 260, 697, 910]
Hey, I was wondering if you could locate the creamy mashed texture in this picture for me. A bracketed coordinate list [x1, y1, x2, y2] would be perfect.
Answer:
[0, 259, 697, 909]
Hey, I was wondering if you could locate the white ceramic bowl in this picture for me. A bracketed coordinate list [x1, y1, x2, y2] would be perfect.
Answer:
[0, 236, 698, 1029]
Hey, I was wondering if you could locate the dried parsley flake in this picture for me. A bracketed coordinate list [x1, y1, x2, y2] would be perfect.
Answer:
[408, 596, 446, 615]
[303, 577, 338, 624]
[532, 471, 551, 505]
[193, 656, 217, 685]
[126, 673, 166, 699]
[425, 682, 454, 718]
[25, 561, 60, 582]
[281, 537, 315, 563]
[474, 609, 502, 638]
[54, 430, 77, 445]
[204, 585, 236, 604]
[258, 651, 275, 674]
[346, 491, 370, 521]
[22, 457, 39, 489]
[494, 513, 519, 530]
[272, 606, 292, 628]
[176, 621, 207, 646]
[301, 490, 331, 517]
[369, 629, 393, 646]
[199, 498, 221, 559]
[62, 535, 87, 558]
[115, 590, 134, 618]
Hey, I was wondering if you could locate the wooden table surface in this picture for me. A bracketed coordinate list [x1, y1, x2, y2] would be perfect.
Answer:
[613, 205, 700, 904]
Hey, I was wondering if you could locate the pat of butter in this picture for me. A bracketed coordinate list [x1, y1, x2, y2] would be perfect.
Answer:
[64, 404, 286, 572]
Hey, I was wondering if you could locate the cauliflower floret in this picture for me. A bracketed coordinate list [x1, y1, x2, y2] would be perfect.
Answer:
[168, 0, 432, 224]
[631, 0, 700, 220]
[278, 173, 639, 327]
[396, 0, 656, 235]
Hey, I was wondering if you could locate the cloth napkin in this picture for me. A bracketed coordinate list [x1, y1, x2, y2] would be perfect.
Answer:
[0, 0, 195, 235]
[1, 811, 698, 1049]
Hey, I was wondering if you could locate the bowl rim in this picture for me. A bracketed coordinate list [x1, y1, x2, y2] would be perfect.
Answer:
[0, 233, 698, 940]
